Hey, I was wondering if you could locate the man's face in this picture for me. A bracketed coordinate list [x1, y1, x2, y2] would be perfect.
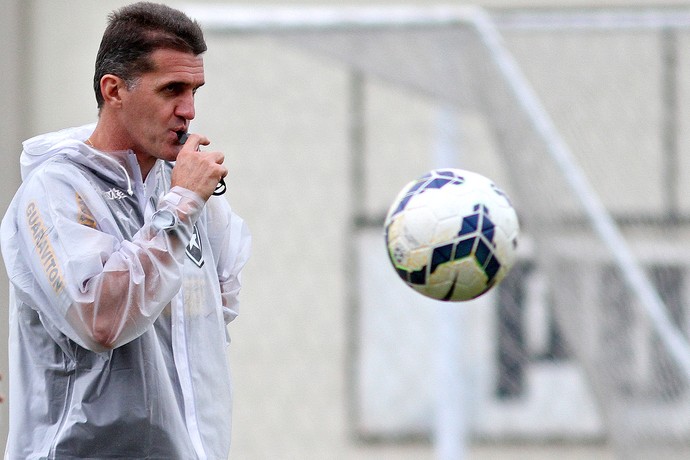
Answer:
[119, 48, 205, 162]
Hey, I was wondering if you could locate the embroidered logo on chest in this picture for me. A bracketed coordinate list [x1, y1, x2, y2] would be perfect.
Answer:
[104, 188, 128, 200]
[186, 224, 204, 268]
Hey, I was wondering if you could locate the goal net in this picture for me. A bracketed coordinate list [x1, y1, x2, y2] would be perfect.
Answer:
[184, 5, 690, 458]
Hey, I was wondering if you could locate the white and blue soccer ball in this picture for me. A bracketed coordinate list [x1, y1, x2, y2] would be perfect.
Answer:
[384, 168, 520, 302]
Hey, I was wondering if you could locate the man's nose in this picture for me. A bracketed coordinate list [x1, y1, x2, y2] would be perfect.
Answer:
[176, 94, 196, 120]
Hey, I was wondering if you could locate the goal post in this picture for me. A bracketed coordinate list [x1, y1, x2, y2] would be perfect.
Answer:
[473, 6, 690, 380]
[183, 5, 690, 458]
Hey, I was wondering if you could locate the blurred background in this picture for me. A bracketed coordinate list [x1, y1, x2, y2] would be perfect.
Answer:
[4, 1, 690, 459]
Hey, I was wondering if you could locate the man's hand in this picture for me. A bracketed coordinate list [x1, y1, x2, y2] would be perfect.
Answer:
[171, 133, 227, 201]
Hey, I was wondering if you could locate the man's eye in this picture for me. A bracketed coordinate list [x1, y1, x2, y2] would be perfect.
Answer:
[163, 84, 182, 94]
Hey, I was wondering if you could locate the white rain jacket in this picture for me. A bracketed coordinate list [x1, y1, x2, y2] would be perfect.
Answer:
[0, 124, 251, 459]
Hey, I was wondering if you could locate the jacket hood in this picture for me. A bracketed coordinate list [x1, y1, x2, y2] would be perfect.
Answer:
[21, 124, 96, 179]
[20, 123, 136, 194]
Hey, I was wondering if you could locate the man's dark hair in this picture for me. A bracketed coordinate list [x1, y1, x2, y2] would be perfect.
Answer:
[93, 2, 207, 109]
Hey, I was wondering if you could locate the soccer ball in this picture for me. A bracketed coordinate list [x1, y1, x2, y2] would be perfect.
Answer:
[384, 168, 519, 302]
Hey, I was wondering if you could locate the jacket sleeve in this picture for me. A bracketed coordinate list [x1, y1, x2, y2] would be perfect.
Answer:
[205, 196, 251, 326]
[6, 164, 204, 352]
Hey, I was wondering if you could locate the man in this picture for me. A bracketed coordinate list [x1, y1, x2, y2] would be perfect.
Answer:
[0, 2, 251, 458]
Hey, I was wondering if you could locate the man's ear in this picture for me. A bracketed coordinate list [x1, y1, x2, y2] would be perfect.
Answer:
[100, 74, 126, 108]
